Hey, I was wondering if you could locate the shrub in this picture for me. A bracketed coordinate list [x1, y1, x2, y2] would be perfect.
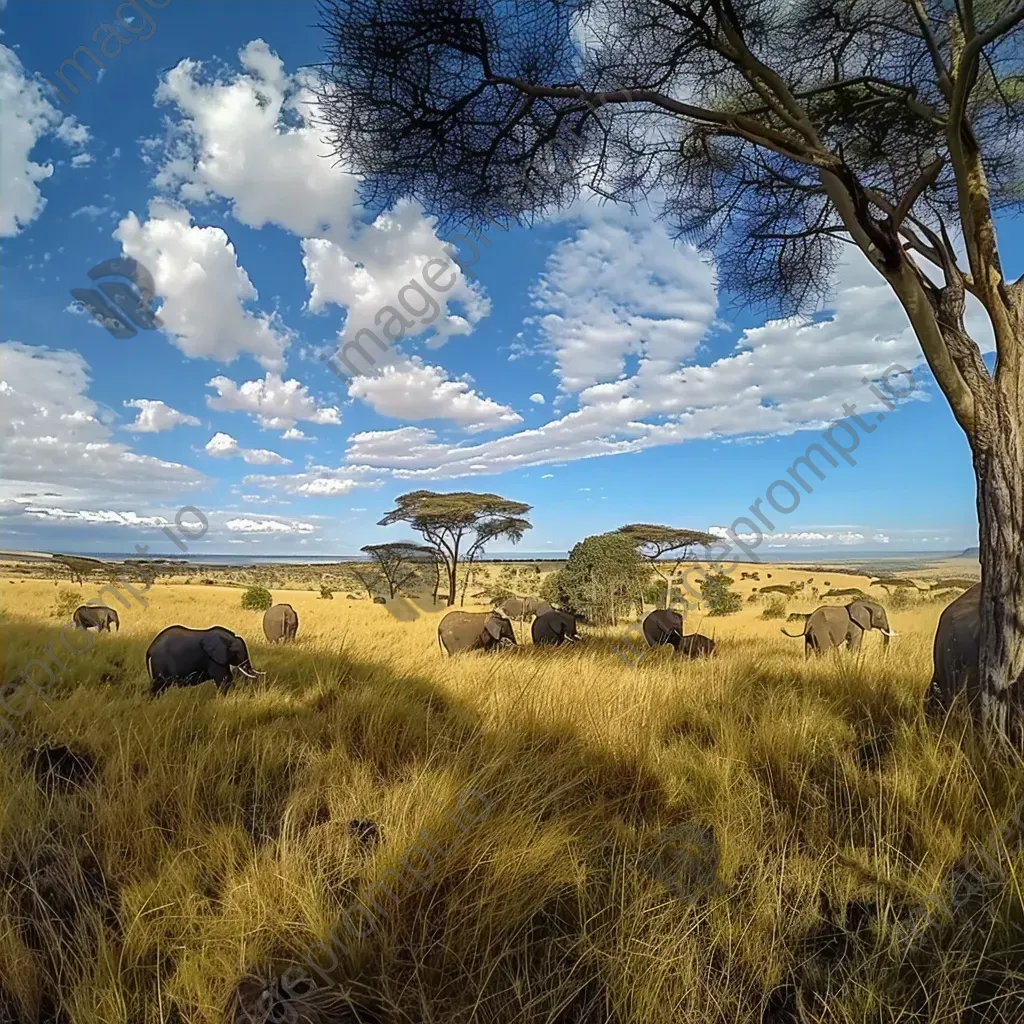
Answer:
[759, 584, 795, 597]
[700, 573, 742, 616]
[320, 586, 334, 600]
[886, 587, 918, 611]
[51, 587, 83, 619]
[760, 595, 788, 619]
[241, 585, 273, 611]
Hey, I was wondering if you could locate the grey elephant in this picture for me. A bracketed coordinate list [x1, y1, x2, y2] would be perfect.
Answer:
[263, 603, 298, 643]
[781, 599, 897, 655]
[642, 610, 715, 658]
[643, 609, 685, 650]
[926, 584, 980, 716]
[438, 609, 516, 655]
[146, 625, 261, 695]
[73, 605, 119, 632]
[531, 609, 580, 646]
[497, 596, 552, 623]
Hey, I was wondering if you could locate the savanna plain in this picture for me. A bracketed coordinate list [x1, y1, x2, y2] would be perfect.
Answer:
[1, 561, 1022, 1024]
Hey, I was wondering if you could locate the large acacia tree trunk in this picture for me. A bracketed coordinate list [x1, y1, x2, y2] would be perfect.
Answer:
[974, 382, 1024, 742]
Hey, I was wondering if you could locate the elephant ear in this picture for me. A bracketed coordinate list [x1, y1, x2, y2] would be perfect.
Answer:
[484, 616, 504, 641]
[201, 634, 231, 666]
[847, 602, 872, 631]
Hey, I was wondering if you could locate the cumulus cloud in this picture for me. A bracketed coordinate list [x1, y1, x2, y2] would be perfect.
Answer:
[529, 393, 545, 404]
[0, 44, 91, 236]
[280, 427, 308, 441]
[19, 505, 173, 528]
[206, 372, 341, 429]
[347, 359, 522, 432]
[123, 399, 201, 432]
[204, 432, 291, 465]
[114, 200, 294, 371]
[150, 39, 491, 359]
[243, 463, 382, 499]
[0, 342, 208, 505]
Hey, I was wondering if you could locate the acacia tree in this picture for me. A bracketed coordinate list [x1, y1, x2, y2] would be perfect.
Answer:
[377, 491, 532, 605]
[318, 0, 1024, 741]
[615, 524, 717, 607]
[360, 542, 438, 598]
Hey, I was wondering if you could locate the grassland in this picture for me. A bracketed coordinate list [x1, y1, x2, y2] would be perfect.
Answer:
[1, 563, 1022, 1024]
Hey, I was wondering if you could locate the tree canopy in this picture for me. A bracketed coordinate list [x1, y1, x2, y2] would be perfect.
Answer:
[318, 0, 1024, 741]
[615, 524, 718, 608]
[377, 490, 532, 604]
[550, 532, 651, 625]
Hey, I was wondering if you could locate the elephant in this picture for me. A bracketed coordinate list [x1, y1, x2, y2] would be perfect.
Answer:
[642, 609, 715, 657]
[926, 584, 980, 716]
[497, 596, 552, 623]
[146, 625, 261, 695]
[677, 633, 716, 658]
[263, 603, 298, 644]
[531, 609, 580, 646]
[781, 599, 897, 656]
[73, 605, 119, 632]
[643, 609, 685, 650]
[438, 609, 516, 655]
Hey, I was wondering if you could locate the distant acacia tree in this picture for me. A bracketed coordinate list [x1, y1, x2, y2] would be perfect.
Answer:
[615, 524, 717, 608]
[317, 0, 1024, 739]
[360, 542, 438, 599]
[377, 491, 532, 605]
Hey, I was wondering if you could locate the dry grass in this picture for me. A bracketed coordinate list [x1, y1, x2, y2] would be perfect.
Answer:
[1, 571, 1021, 1024]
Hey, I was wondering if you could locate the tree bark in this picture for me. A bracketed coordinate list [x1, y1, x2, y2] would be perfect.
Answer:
[973, 369, 1024, 743]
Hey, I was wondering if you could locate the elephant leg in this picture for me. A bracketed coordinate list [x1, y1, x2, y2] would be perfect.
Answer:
[847, 627, 863, 653]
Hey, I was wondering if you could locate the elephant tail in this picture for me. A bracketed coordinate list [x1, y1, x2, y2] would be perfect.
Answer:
[114, 615, 119, 632]
[780, 625, 806, 637]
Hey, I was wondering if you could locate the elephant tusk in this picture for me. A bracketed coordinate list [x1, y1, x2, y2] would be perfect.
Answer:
[236, 665, 260, 679]
[880, 629, 899, 637]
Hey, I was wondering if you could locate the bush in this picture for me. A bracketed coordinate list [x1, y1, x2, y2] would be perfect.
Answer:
[51, 587, 83, 619]
[759, 584, 795, 597]
[700, 573, 742, 616]
[320, 585, 334, 600]
[760, 595, 788, 619]
[886, 587, 918, 611]
[241, 585, 273, 611]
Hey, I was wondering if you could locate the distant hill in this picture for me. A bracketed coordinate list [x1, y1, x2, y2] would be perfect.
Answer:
[961, 546, 980, 558]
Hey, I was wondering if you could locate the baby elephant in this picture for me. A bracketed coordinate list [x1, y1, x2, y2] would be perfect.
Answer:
[263, 603, 298, 643]
[676, 633, 716, 658]
[147, 625, 260, 695]
[73, 604, 119, 632]
[438, 609, 516, 655]
[531, 609, 580, 646]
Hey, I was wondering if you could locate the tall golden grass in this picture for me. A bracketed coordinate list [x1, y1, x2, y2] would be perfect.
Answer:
[1, 576, 1021, 1023]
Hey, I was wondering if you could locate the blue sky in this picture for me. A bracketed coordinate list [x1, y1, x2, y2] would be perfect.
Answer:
[0, 0, 1005, 559]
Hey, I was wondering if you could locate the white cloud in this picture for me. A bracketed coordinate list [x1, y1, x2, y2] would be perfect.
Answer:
[0, 342, 208, 505]
[123, 399, 201, 433]
[20, 505, 172, 528]
[226, 516, 315, 534]
[71, 203, 108, 219]
[347, 358, 521, 432]
[281, 427, 308, 441]
[114, 200, 294, 371]
[243, 463, 382, 499]
[204, 432, 291, 465]
[205, 372, 341, 429]
[0, 44, 91, 236]
[70, 152, 95, 168]
[150, 40, 491, 358]
[529, 393, 545, 404]
[541, 473, 554, 479]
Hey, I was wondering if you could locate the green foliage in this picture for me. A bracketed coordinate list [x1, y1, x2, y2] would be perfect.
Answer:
[886, 587, 918, 611]
[557, 533, 651, 625]
[700, 573, 742, 616]
[241, 585, 273, 611]
[320, 585, 334, 599]
[760, 595, 788, 620]
[51, 587, 83, 619]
